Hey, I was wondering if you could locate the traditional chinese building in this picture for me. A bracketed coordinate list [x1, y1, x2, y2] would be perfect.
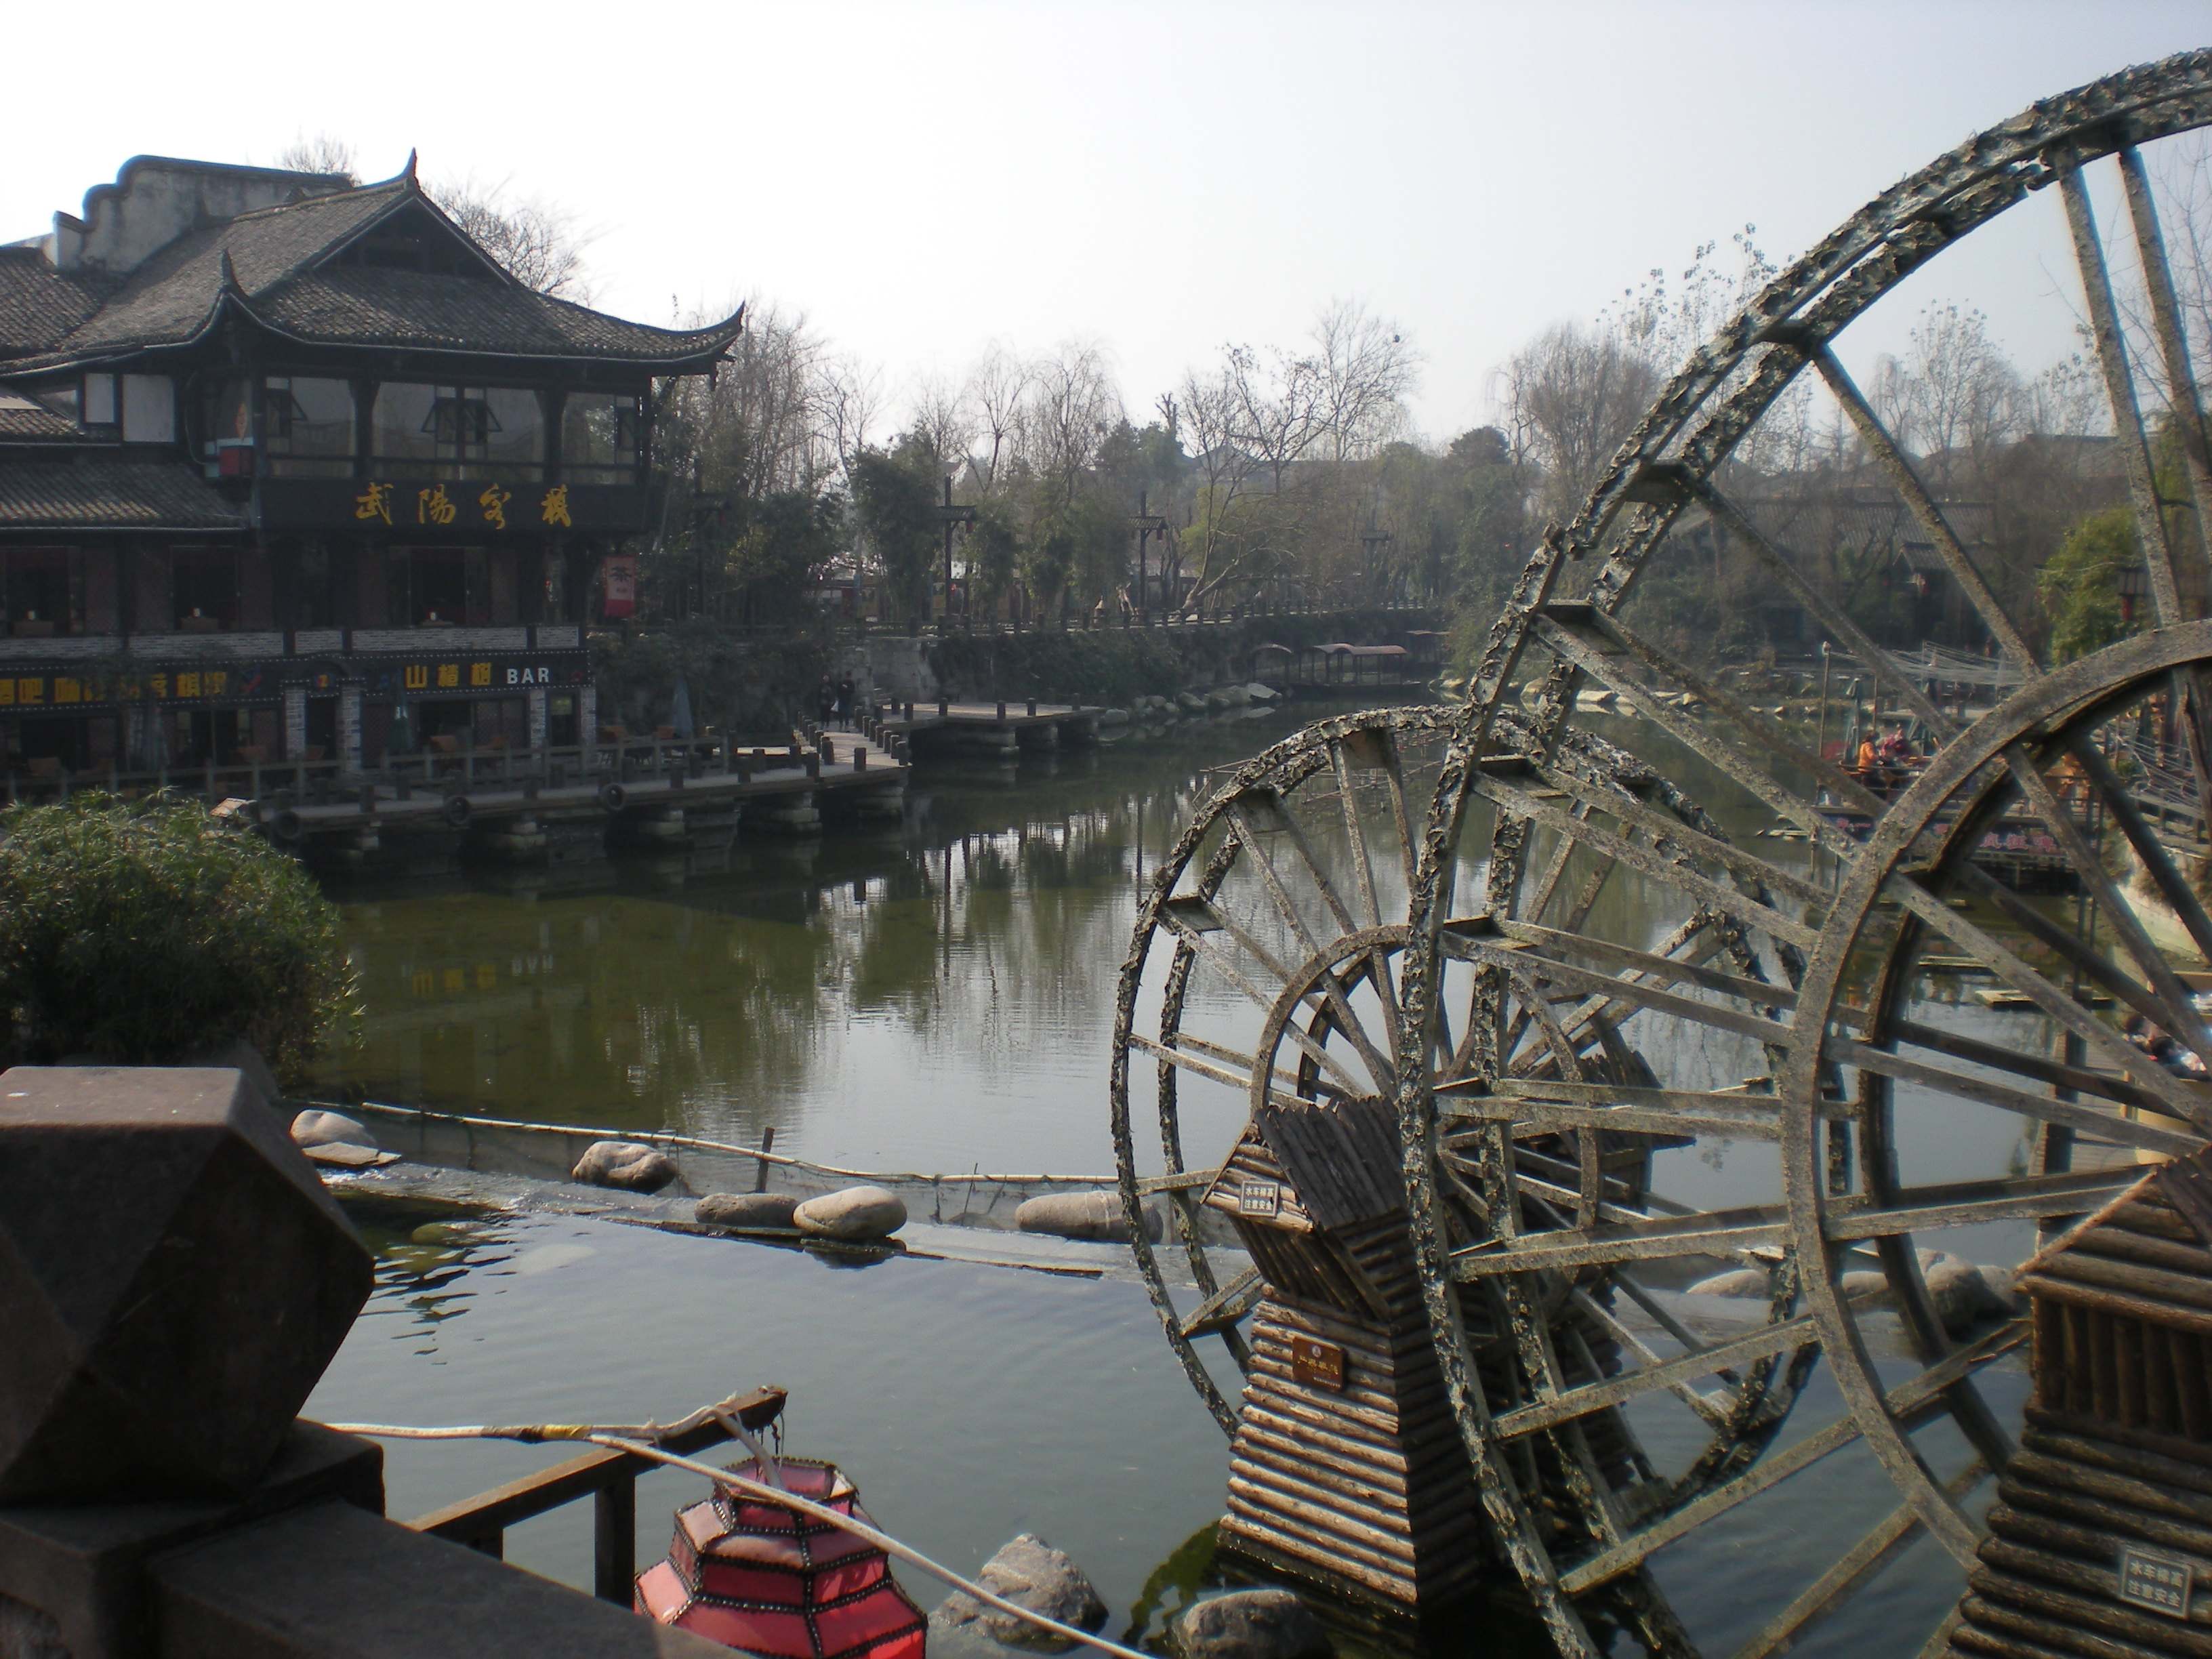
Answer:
[0, 153, 741, 775]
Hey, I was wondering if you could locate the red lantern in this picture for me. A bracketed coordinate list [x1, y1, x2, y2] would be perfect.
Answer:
[635, 1456, 926, 1659]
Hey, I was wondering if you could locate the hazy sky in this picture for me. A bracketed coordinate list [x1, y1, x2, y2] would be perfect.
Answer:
[6, 2, 2207, 441]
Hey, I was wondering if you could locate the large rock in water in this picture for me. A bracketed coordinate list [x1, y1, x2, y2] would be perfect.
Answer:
[1015, 1190, 1162, 1244]
[794, 1184, 907, 1242]
[1174, 1590, 1331, 1659]
[571, 1139, 681, 1193]
[695, 1191, 800, 1230]
[289, 1107, 387, 1169]
[932, 1534, 1106, 1651]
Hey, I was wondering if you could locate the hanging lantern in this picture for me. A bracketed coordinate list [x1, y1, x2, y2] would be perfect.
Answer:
[635, 1456, 926, 1659]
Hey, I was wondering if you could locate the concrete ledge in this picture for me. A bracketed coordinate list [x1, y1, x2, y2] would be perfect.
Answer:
[153, 1500, 735, 1658]
[0, 1426, 382, 1659]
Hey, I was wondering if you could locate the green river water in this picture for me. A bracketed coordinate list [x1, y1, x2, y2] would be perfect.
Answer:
[302, 701, 2043, 1656]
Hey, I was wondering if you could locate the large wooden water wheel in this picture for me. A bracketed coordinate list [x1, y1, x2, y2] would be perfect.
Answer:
[1114, 49, 2212, 1658]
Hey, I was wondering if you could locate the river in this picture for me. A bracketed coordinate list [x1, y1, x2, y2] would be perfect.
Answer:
[302, 699, 2046, 1656]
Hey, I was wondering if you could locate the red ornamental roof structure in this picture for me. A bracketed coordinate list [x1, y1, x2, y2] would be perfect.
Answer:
[634, 1457, 925, 1659]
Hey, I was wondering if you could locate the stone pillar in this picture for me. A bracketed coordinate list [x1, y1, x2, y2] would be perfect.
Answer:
[338, 684, 364, 771]
[281, 688, 308, 760]
[527, 687, 549, 751]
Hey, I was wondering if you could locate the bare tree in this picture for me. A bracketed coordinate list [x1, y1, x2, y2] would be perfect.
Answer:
[1227, 344, 1323, 493]
[1869, 302, 2021, 487]
[1310, 300, 1418, 464]
[273, 132, 360, 184]
[965, 343, 1033, 493]
[428, 176, 596, 301]
[1024, 341, 1122, 501]
[1496, 321, 1662, 521]
[814, 355, 885, 486]
[905, 371, 976, 472]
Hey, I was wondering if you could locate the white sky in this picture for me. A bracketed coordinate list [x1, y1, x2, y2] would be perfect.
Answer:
[5, 2, 2208, 441]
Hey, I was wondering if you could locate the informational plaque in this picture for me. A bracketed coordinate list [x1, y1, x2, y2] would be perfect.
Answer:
[1237, 1181, 1282, 1217]
[1290, 1336, 1347, 1391]
[2118, 1544, 2194, 1620]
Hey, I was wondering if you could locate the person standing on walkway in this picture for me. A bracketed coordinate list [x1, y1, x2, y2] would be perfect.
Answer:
[835, 673, 855, 724]
[817, 674, 836, 724]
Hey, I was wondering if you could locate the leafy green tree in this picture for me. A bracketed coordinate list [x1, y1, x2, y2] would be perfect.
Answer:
[0, 796, 358, 1085]
[849, 446, 940, 622]
[967, 498, 1022, 617]
[2037, 506, 2138, 663]
[724, 489, 844, 626]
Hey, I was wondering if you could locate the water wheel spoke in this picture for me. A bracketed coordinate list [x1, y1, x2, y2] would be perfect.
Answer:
[1221, 796, 1330, 959]
[1128, 1031, 1338, 1103]
[1327, 742, 1385, 930]
[1729, 1459, 1990, 1659]
[1946, 856, 2200, 1052]
[1530, 605, 1866, 846]
[1155, 909, 1370, 1097]
[1686, 478, 1955, 737]
[1992, 744, 2212, 1060]
[1812, 347, 2036, 670]
[1500, 920, 1799, 1012]
[1338, 722, 1420, 899]
[1523, 761, 1830, 910]
[1880, 872, 2212, 1124]
[1539, 600, 1885, 824]
[1559, 1324, 2020, 1596]
[1446, 920, 1797, 1049]
[1835, 1038, 2205, 1160]
[1565, 1285, 1750, 1430]
[2062, 167, 2188, 628]
[1453, 1207, 1790, 1277]
[2064, 732, 2212, 966]
[1468, 783, 1822, 950]
[1494, 1313, 1822, 1441]
[1822, 1168, 2144, 1242]
[2118, 144, 2212, 575]
[1525, 800, 1597, 926]
[1178, 1267, 1265, 1340]
[1444, 1078, 1795, 1142]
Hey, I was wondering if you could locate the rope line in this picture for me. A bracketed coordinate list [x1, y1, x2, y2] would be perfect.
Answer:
[326, 1416, 1149, 1659]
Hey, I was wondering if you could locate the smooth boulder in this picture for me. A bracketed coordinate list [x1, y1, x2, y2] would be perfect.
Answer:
[1685, 1267, 1770, 1298]
[289, 1109, 390, 1168]
[1244, 682, 1278, 702]
[696, 1191, 801, 1230]
[1925, 1258, 2008, 1334]
[1174, 1589, 1330, 1659]
[1015, 1190, 1162, 1244]
[932, 1534, 1106, 1651]
[571, 1139, 681, 1193]
[794, 1184, 907, 1242]
[1176, 691, 1208, 714]
[291, 1108, 375, 1150]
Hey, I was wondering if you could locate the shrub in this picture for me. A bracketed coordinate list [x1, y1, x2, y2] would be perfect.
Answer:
[0, 795, 357, 1085]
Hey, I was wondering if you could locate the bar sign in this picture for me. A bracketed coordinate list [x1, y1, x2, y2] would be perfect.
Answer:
[1237, 1181, 1281, 1217]
[1290, 1336, 1346, 1391]
[2119, 1544, 2194, 1619]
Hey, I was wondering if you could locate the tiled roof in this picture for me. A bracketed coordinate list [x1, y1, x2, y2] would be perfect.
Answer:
[0, 386, 81, 443]
[0, 456, 245, 531]
[44, 183, 409, 361]
[0, 247, 106, 356]
[251, 266, 748, 363]
[0, 170, 743, 373]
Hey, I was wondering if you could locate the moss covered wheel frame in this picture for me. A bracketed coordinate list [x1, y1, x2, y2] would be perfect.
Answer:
[1114, 49, 2212, 1658]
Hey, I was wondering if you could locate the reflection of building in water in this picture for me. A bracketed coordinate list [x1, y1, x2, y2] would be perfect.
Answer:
[0, 154, 740, 777]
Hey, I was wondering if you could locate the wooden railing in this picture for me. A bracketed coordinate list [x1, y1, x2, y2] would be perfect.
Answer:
[406, 1385, 788, 1604]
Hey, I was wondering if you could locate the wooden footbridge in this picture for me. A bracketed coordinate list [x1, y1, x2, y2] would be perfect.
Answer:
[3, 733, 910, 861]
[808, 697, 1099, 761]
